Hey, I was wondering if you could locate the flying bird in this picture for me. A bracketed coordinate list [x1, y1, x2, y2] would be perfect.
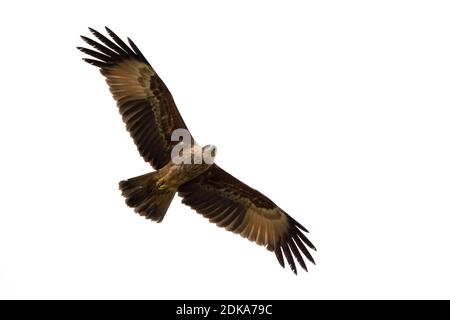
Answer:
[78, 27, 316, 274]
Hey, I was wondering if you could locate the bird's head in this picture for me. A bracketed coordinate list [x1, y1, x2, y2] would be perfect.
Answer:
[202, 144, 217, 164]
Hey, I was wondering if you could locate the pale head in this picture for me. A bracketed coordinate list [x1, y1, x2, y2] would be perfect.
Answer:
[202, 144, 217, 164]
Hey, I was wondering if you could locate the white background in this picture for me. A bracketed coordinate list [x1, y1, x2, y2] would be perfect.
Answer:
[0, 0, 449, 299]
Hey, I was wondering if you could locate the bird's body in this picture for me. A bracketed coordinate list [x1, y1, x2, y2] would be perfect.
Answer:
[154, 144, 216, 191]
[79, 27, 316, 274]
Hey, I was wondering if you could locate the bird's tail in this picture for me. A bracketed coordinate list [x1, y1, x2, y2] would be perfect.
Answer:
[119, 172, 175, 222]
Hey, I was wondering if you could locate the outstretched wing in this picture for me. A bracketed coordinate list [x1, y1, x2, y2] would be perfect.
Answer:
[178, 164, 316, 274]
[78, 27, 191, 169]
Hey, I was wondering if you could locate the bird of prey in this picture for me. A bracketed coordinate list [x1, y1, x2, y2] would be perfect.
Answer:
[78, 27, 316, 274]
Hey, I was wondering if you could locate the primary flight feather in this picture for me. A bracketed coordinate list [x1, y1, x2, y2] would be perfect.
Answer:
[78, 27, 316, 274]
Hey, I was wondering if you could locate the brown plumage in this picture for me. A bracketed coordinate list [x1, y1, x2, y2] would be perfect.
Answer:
[79, 27, 190, 169]
[78, 27, 316, 274]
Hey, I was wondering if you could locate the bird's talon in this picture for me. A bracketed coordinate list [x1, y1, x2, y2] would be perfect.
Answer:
[156, 179, 167, 190]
